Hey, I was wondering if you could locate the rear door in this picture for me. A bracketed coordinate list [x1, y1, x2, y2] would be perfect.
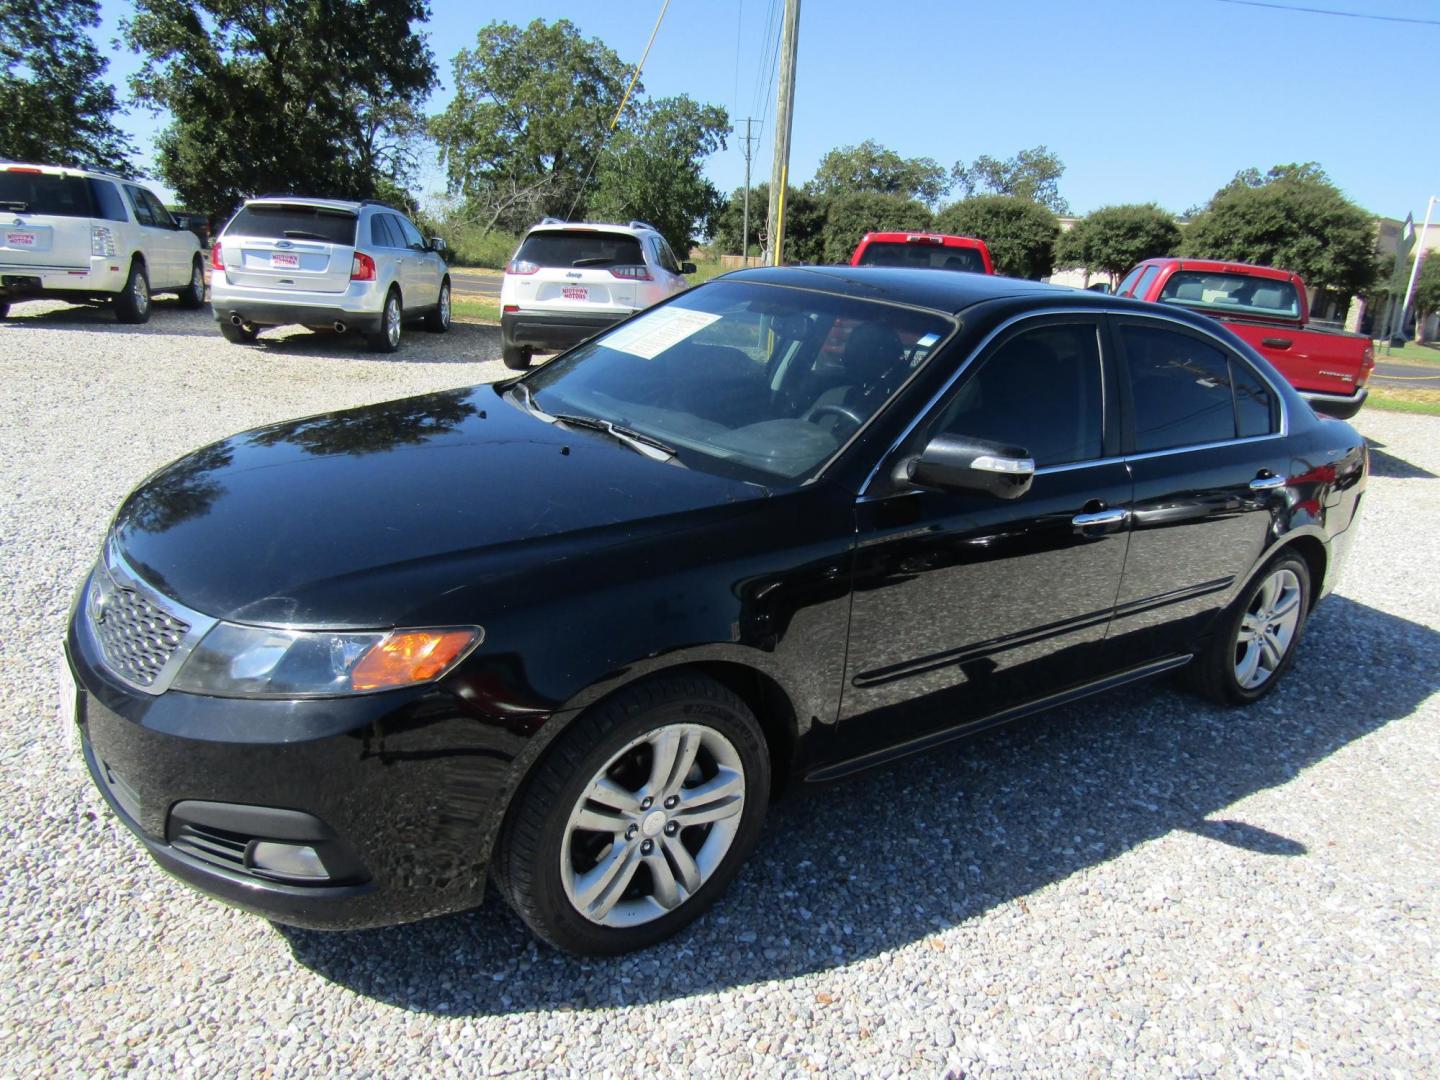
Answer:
[390, 214, 433, 309]
[509, 228, 642, 315]
[219, 203, 357, 294]
[0, 168, 96, 272]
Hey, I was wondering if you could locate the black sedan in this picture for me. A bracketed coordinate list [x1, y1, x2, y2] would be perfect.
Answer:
[64, 267, 1367, 954]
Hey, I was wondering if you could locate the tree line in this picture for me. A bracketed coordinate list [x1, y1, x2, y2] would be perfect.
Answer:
[6, 1, 1424, 325]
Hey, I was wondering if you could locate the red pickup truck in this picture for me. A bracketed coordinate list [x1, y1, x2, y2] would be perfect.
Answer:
[851, 232, 994, 274]
[1115, 258, 1373, 419]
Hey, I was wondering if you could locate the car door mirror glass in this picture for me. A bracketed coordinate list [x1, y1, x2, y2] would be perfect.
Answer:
[429, 237, 445, 252]
[904, 434, 1035, 499]
[681, 261, 696, 275]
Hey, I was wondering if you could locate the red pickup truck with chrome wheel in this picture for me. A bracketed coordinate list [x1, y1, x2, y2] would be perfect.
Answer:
[1116, 258, 1373, 419]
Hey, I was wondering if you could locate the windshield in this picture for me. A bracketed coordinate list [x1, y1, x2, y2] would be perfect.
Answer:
[224, 204, 358, 245]
[1157, 271, 1300, 319]
[515, 229, 644, 269]
[856, 241, 986, 273]
[519, 280, 954, 482]
[0, 171, 95, 216]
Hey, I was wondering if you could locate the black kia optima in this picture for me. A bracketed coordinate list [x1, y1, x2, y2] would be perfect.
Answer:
[64, 267, 1367, 954]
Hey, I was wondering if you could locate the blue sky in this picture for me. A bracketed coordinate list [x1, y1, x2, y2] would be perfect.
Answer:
[96, 0, 1439, 221]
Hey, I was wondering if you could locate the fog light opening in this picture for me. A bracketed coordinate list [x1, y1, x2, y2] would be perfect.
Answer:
[247, 841, 330, 882]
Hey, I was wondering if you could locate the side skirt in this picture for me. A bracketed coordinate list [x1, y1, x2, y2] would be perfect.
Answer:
[803, 653, 1194, 784]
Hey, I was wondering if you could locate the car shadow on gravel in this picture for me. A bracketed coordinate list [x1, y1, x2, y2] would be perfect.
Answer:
[0, 300, 220, 336]
[242, 321, 501, 364]
[279, 594, 1438, 1015]
[1365, 440, 1436, 480]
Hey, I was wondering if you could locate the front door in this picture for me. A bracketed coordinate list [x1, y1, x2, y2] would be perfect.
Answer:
[837, 316, 1132, 765]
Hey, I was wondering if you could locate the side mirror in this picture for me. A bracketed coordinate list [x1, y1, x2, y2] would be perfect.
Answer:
[902, 434, 1035, 499]
[1086, 282, 1111, 293]
[429, 237, 446, 252]
[681, 261, 696, 275]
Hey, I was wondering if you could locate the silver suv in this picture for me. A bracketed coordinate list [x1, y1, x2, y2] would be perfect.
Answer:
[210, 197, 451, 352]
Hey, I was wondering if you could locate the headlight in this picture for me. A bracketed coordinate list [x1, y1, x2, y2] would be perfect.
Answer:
[170, 623, 482, 698]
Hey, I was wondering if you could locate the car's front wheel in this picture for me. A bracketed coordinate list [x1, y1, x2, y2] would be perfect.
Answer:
[0, 302, 9, 319]
[495, 674, 770, 955]
[424, 279, 451, 333]
[1185, 550, 1311, 705]
[368, 288, 403, 353]
[177, 257, 206, 309]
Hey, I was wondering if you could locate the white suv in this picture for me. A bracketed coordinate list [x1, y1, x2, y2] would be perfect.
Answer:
[210, 197, 451, 352]
[0, 162, 204, 323]
[499, 219, 694, 369]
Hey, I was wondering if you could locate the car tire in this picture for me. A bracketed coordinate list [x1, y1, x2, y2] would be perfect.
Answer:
[114, 260, 151, 324]
[176, 258, 206, 309]
[219, 319, 259, 344]
[0, 302, 8, 319]
[367, 288, 403, 353]
[502, 344, 531, 370]
[1183, 550, 1311, 706]
[494, 673, 771, 955]
[423, 279, 451, 333]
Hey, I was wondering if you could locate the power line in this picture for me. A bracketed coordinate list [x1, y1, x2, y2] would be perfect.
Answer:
[1208, 0, 1440, 27]
[732, 0, 744, 119]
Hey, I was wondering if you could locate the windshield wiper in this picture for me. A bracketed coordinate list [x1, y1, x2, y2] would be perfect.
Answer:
[571, 257, 614, 267]
[552, 413, 678, 463]
[282, 229, 331, 241]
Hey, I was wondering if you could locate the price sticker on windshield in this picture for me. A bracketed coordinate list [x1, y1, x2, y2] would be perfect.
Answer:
[603, 307, 721, 359]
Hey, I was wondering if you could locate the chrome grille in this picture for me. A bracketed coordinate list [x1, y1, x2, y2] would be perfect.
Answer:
[91, 576, 190, 687]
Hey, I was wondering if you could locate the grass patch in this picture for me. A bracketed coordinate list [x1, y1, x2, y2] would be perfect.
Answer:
[1372, 341, 1440, 367]
[1366, 385, 1440, 416]
[451, 296, 500, 323]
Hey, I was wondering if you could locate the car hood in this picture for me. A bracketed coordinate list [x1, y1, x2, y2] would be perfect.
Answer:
[110, 384, 767, 626]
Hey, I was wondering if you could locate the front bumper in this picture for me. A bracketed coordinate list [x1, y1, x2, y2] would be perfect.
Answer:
[1301, 387, 1368, 420]
[502, 309, 628, 352]
[64, 594, 509, 930]
[209, 275, 387, 330]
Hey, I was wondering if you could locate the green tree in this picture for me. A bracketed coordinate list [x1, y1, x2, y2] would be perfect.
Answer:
[952, 145, 1068, 214]
[1054, 203, 1181, 282]
[1182, 163, 1377, 296]
[809, 139, 949, 206]
[934, 196, 1059, 279]
[1405, 255, 1440, 344]
[589, 96, 728, 255]
[430, 19, 633, 232]
[125, 0, 436, 220]
[0, 0, 135, 171]
[820, 191, 932, 264]
[711, 183, 825, 263]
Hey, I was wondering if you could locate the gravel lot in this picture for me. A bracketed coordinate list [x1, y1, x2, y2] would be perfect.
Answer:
[2, 300, 1437, 1077]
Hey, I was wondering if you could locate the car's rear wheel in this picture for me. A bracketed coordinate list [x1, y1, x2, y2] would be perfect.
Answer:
[1185, 550, 1311, 705]
[368, 289, 402, 353]
[495, 673, 770, 955]
[0, 302, 9, 319]
[114, 260, 151, 324]
[502, 344, 531, 370]
[177, 258, 206, 309]
[218, 319, 258, 344]
[424, 279, 451, 333]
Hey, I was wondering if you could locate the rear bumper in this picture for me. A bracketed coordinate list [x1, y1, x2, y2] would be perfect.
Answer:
[1300, 387, 1367, 420]
[210, 276, 386, 329]
[502, 309, 628, 352]
[1, 257, 127, 299]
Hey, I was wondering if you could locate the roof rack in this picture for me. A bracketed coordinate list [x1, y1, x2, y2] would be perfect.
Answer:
[536, 216, 567, 225]
[359, 199, 403, 212]
[627, 220, 659, 232]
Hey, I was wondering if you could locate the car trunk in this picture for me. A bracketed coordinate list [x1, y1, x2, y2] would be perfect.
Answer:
[512, 229, 643, 313]
[219, 204, 357, 294]
[0, 170, 95, 270]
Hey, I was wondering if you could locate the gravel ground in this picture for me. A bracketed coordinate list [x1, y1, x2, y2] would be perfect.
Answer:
[1, 300, 1437, 1078]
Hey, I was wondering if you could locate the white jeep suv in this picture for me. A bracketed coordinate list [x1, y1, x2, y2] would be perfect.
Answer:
[0, 162, 204, 323]
[210, 197, 451, 352]
[499, 219, 694, 369]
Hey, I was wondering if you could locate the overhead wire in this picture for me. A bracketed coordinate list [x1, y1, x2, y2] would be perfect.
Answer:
[1208, 0, 1440, 26]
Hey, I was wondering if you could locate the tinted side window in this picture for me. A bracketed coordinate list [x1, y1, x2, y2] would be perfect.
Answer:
[370, 215, 399, 247]
[1233, 359, 1277, 437]
[1122, 325, 1236, 451]
[87, 179, 128, 222]
[656, 237, 682, 273]
[394, 215, 425, 249]
[1128, 265, 1161, 299]
[124, 185, 155, 226]
[932, 323, 1105, 468]
[1115, 265, 1145, 297]
[142, 190, 176, 228]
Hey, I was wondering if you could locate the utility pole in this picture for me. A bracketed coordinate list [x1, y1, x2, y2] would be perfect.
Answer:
[765, 0, 801, 266]
[1397, 195, 1436, 345]
[740, 117, 757, 267]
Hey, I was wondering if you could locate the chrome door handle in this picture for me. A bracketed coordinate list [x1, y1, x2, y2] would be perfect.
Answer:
[1072, 508, 1129, 527]
[1249, 474, 1287, 491]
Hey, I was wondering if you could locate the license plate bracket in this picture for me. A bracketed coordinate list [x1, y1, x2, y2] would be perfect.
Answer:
[271, 252, 300, 269]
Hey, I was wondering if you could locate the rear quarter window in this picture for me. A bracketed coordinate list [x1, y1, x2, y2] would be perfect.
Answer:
[224, 205, 358, 246]
[87, 179, 129, 223]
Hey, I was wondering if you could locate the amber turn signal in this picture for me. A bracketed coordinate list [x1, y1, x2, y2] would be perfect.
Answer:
[349, 628, 481, 691]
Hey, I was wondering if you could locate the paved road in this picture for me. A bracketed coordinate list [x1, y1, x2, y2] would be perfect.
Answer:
[450, 269, 502, 299]
[1372, 358, 1440, 382]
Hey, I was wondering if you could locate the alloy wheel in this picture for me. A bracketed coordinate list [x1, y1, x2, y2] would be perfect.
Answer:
[134, 271, 149, 314]
[561, 723, 746, 927]
[439, 284, 451, 327]
[1234, 567, 1302, 689]
[386, 296, 400, 347]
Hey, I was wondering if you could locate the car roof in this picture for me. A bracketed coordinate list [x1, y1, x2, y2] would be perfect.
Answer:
[244, 196, 364, 214]
[525, 221, 655, 236]
[723, 265, 1070, 314]
[1135, 257, 1297, 282]
[1, 161, 132, 182]
[859, 232, 988, 248]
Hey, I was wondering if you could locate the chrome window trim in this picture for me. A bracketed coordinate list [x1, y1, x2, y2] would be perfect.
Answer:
[85, 539, 219, 696]
[858, 305, 1290, 497]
